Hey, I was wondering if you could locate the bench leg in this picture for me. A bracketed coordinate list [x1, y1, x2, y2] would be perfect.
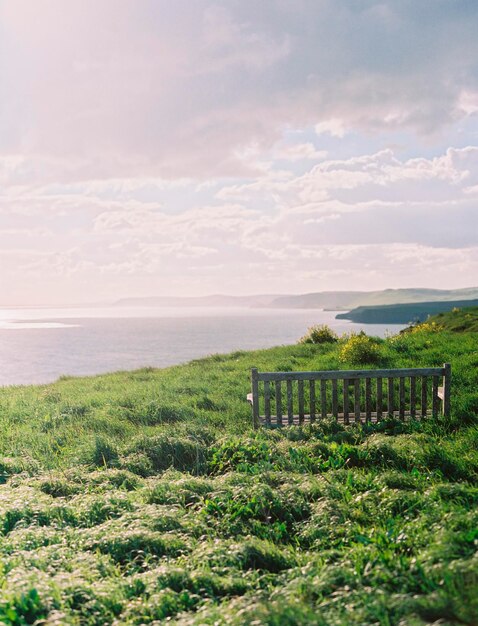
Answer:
[251, 368, 260, 428]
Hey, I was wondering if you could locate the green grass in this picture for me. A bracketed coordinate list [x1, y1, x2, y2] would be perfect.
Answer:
[427, 306, 478, 333]
[0, 327, 477, 624]
[336, 299, 478, 324]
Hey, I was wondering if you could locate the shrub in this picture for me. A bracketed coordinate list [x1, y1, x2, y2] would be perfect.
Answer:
[299, 324, 338, 345]
[339, 333, 382, 365]
[408, 320, 444, 334]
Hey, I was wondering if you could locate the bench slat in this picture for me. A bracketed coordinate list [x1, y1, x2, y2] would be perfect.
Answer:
[298, 380, 305, 424]
[257, 367, 444, 382]
[365, 378, 372, 421]
[343, 379, 350, 424]
[309, 380, 316, 422]
[399, 377, 405, 420]
[410, 376, 416, 419]
[275, 381, 282, 426]
[421, 377, 428, 418]
[287, 380, 293, 424]
[388, 377, 394, 417]
[377, 377, 383, 420]
[354, 378, 361, 421]
[332, 379, 338, 416]
[264, 381, 271, 425]
[432, 375, 440, 418]
[320, 379, 327, 419]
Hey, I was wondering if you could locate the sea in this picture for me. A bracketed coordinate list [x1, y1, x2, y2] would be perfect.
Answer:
[0, 307, 406, 387]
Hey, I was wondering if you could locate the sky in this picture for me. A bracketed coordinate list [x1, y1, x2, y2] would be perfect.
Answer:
[1, 0, 478, 305]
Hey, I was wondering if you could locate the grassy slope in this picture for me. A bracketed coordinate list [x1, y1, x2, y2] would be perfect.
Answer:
[0, 328, 477, 624]
[336, 299, 478, 324]
[428, 306, 478, 333]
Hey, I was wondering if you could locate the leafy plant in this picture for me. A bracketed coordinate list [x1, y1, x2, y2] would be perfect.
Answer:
[299, 324, 338, 344]
[339, 333, 383, 365]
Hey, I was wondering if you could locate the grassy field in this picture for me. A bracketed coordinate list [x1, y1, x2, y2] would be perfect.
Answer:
[0, 316, 477, 625]
[336, 299, 478, 324]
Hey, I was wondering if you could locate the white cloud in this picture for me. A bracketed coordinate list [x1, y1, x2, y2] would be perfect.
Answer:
[200, 5, 291, 73]
[1, 144, 477, 305]
[215, 146, 478, 218]
[1, 1, 477, 303]
[315, 119, 347, 138]
[1, 1, 478, 181]
[273, 142, 328, 162]
[457, 90, 478, 116]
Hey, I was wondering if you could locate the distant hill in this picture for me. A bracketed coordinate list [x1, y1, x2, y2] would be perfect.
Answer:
[268, 287, 478, 310]
[114, 294, 284, 308]
[115, 287, 478, 310]
[336, 299, 478, 324]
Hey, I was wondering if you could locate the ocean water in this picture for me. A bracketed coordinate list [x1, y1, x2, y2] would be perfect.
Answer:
[0, 307, 406, 387]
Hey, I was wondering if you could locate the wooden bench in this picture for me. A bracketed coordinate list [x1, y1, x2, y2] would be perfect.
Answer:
[247, 363, 451, 428]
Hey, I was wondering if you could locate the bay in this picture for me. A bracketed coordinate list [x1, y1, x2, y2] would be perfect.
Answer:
[0, 307, 406, 387]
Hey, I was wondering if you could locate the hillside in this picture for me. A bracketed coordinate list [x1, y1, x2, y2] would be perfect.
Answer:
[258, 287, 478, 309]
[0, 327, 477, 624]
[114, 294, 284, 308]
[426, 306, 478, 333]
[336, 298, 478, 324]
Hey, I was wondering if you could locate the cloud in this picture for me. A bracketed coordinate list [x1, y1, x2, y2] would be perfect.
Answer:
[0, 2, 477, 303]
[1, 1, 477, 180]
[200, 5, 290, 73]
[216, 146, 478, 211]
[315, 119, 347, 138]
[272, 142, 328, 162]
[2, 143, 476, 304]
[215, 146, 478, 256]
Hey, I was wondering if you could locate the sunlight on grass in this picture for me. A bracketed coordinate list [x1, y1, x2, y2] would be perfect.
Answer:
[0, 324, 477, 624]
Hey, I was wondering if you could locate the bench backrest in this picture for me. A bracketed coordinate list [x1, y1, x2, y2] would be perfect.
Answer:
[250, 364, 451, 427]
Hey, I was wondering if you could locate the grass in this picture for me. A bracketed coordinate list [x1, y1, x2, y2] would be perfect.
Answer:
[0, 324, 477, 624]
[426, 306, 478, 333]
[336, 298, 478, 324]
